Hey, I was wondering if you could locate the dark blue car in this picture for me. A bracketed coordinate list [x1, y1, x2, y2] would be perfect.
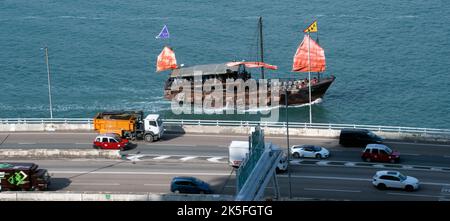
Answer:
[170, 176, 213, 194]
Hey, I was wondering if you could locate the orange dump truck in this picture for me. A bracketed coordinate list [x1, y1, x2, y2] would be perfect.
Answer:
[93, 111, 164, 142]
[93, 111, 144, 139]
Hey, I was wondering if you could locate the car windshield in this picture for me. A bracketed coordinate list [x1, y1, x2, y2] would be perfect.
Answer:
[368, 131, 379, 139]
[385, 147, 393, 154]
[398, 173, 407, 181]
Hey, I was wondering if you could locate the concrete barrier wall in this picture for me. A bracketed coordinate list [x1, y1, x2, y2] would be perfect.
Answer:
[0, 192, 234, 201]
[0, 149, 121, 159]
[0, 123, 93, 132]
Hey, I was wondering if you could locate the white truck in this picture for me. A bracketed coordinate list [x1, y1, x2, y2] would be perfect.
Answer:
[228, 141, 288, 173]
[142, 114, 165, 142]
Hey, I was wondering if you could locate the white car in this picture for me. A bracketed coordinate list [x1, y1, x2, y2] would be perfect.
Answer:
[372, 171, 419, 191]
[290, 145, 330, 159]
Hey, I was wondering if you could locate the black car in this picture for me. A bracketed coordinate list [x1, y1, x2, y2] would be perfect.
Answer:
[170, 176, 213, 194]
[339, 129, 384, 147]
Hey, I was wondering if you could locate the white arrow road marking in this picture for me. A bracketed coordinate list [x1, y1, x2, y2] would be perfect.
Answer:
[153, 155, 170, 160]
[207, 157, 223, 163]
[316, 161, 329, 166]
[344, 162, 356, 167]
[373, 164, 385, 168]
[289, 160, 303, 165]
[180, 156, 197, 161]
[126, 154, 145, 161]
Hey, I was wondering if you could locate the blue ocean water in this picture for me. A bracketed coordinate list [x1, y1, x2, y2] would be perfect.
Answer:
[0, 0, 449, 128]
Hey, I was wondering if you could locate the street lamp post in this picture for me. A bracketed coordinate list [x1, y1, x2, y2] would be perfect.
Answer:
[43, 47, 53, 119]
[285, 88, 292, 199]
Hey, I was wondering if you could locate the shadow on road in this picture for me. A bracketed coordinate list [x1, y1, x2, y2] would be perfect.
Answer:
[47, 177, 71, 191]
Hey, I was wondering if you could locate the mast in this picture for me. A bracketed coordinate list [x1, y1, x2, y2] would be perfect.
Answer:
[259, 17, 265, 79]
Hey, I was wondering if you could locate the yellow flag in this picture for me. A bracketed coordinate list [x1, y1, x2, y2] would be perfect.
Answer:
[303, 21, 318, 33]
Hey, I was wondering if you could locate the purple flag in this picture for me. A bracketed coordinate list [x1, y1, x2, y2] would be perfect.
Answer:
[156, 25, 170, 39]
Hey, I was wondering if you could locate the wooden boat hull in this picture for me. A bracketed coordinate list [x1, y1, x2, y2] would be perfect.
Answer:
[164, 76, 335, 107]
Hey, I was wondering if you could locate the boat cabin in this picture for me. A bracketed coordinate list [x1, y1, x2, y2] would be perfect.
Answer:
[164, 63, 251, 90]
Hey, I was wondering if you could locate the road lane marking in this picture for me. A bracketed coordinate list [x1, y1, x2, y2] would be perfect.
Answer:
[386, 192, 441, 198]
[178, 133, 335, 141]
[153, 155, 170, 160]
[385, 141, 450, 147]
[180, 156, 197, 161]
[143, 143, 196, 147]
[143, 184, 168, 186]
[17, 143, 36, 145]
[286, 175, 371, 182]
[207, 157, 223, 163]
[316, 161, 329, 166]
[51, 171, 231, 176]
[304, 188, 361, 193]
[445, 156, 450, 158]
[373, 164, 385, 168]
[402, 153, 421, 156]
[344, 162, 356, 167]
[71, 183, 120, 186]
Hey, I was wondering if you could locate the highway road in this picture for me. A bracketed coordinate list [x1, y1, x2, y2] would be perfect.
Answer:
[1, 132, 450, 200]
[1, 159, 449, 201]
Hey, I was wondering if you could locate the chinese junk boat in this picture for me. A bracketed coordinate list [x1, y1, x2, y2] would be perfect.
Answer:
[158, 18, 335, 107]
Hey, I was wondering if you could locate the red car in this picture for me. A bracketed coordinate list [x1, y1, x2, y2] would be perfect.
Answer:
[93, 133, 130, 150]
[361, 144, 400, 163]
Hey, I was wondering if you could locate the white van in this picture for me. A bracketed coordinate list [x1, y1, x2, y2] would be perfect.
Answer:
[228, 141, 288, 173]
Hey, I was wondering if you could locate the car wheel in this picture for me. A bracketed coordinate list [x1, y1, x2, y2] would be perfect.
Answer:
[199, 190, 205, 194]
[144, 134, 154, 143]
[174, 190, 180, 194]
[390, 159, 396, 163]
[293, 152, 300, 158]
[405, 185, 414, 192]
[365, 158, 371, 162]
[316, 154, 322, 159]
[377, 183, 386, 190]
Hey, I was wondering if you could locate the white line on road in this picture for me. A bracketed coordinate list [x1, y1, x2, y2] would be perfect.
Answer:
[153, 155, 170, 160]
[401, 153, 421, 156]
[287, 175, 371, 182]
[180, 156, 197, 161]
[71, 183, 120, 186]
[207, 157, 223, 163]
[285, 175, 450, 186]
[386, 141, 450, 147]
[304, 188, 361, 193]
[179, 133, 335, 141]
[373, 164, 385, 168]
[386, 192, 442, 198]
[143, 143, 196, 147]
[143, 184, 168, 186]
[316, 161, 329, 166]
[344, 162, 356, 167]
[17, 143, 36, 145]
[51, 171, 230, 176]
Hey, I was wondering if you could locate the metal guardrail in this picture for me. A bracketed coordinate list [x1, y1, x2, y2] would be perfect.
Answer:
[163, 119, 450, 136]
[1, 118, 450, 136]
[0, 118, 93, 124]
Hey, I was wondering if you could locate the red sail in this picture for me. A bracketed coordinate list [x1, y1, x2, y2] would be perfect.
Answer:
[226, 61, 277, 70]
[292, 35, 326, 72]
[156, 46, 178, 72]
